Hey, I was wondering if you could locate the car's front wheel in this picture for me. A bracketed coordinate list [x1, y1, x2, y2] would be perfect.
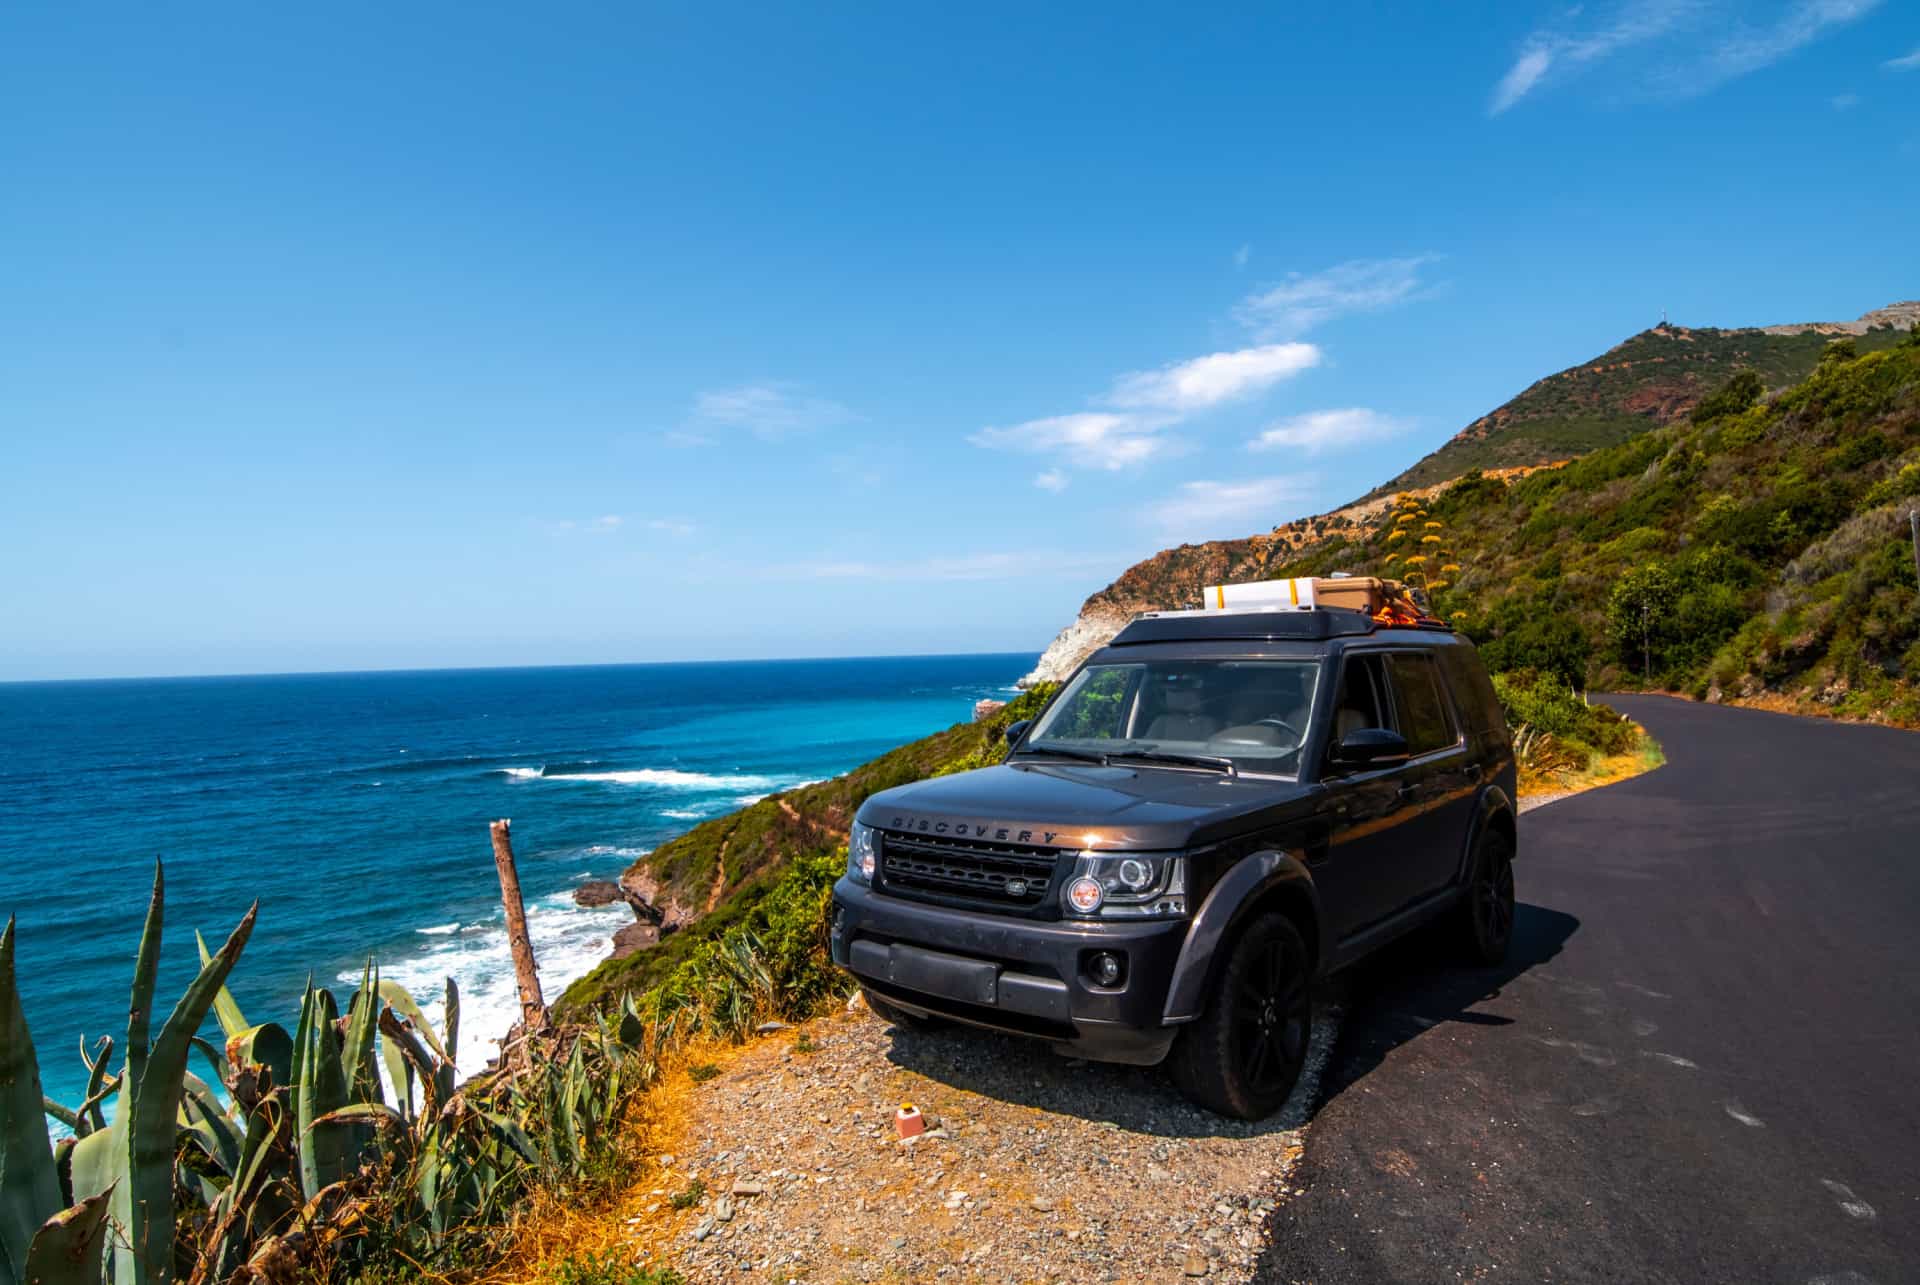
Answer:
[1457, 826, 1516, 965]
[1168, 912, 1313, 1120]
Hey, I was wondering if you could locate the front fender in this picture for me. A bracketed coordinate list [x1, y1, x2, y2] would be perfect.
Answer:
[1160, 850, 1320, 1024]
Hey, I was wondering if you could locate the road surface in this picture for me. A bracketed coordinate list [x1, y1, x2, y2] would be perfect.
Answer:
[1260, 695, 1920, 1284]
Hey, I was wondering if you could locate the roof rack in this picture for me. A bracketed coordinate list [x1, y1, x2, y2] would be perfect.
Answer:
[1190, 575, 1449, 629]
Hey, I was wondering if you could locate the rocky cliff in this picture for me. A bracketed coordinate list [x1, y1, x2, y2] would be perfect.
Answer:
[1020, 463, 1560, 686]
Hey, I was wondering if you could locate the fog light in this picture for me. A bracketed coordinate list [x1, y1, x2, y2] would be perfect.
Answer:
[1066, 876, 1104, 914]
[1088, 951, 1126, 987]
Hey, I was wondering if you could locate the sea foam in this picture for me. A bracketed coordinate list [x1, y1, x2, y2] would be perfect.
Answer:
[341, 889, 631, 1082]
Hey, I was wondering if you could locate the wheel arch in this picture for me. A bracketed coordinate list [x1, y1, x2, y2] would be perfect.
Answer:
[1161, 850, 1322, 1025]
[1455, 784, 1518, 883]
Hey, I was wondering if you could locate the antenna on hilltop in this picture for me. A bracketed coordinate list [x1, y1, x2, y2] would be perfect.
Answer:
[1661, 307, 1669, 328]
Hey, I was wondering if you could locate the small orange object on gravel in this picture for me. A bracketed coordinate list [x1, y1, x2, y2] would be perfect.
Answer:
[893, 1102, 924, 1138]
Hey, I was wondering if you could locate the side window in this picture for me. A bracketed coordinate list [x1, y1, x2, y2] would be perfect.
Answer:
[1387, 654, 1458, 756]
[1330, 653, 1390, 739]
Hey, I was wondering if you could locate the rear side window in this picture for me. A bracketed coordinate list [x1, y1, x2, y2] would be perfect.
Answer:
[1441, 644, 1505, 737]
[1386, 654, 1458, 756]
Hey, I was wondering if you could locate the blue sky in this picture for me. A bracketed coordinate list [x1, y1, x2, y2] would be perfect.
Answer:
[3, 2, 1915, 680]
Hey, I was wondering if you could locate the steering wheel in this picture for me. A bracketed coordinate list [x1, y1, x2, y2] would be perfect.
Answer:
[1254, 718, 1305, 745]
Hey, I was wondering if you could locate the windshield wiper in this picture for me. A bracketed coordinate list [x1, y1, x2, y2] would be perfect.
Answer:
[1106, 749, 1238, 776]
[1014, 743, 1110, 766]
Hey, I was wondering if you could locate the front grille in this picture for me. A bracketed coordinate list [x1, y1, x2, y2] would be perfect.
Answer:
[877, 831, 1062, 910]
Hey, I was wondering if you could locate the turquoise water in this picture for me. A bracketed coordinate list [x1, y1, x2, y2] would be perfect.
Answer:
[0, 654, 1032, 1108]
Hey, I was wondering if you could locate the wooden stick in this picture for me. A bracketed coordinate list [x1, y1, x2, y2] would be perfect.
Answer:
[489, 818, 547, 1031]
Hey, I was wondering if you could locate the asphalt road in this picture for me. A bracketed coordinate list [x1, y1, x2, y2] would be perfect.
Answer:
[1259, 695, 1920, 1285]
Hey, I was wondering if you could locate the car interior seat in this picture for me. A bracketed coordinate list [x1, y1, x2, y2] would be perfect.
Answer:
[1145, 684, 1217, 742]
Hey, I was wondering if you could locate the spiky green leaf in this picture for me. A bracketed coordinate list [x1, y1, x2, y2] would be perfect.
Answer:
[1, 918, 63, 1285]
[21, 1190, 112, 1285]
[195, 931, 250, 1040]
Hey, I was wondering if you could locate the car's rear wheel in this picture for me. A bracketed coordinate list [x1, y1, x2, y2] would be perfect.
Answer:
[1169, 912, 1312, 1120]
[860, 987, 943, 1031]
[1458, 827, 1516, 965]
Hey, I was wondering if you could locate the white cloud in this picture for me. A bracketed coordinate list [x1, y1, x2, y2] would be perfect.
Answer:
[1148, 476, 1317, 543]
[543, 514, 625, 534]
[1698, 0, 1882, 92]
[1034, 469, 1070, 492]
[970, 412, 1176, 471]
[1233, 243, 1252, 269]
[646, 517, 697, 537]
[1106, 343, 1322, 413]
[1887, 44, 1920, 69]
[1491, 46, 1557, 114]
[1233, 258, 1437, 338]
[1491, 0, 1881, 112]
[1489, 0, 1692, 114]
[1830, 91, 1861, 109]
[779, 551, 1119, 581]
[681, 383, 853, 441]
[1249, 408, 1409, 454]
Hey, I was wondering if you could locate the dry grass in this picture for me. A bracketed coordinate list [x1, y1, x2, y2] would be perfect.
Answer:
[1518, 718, 1664, 799]
[478, 1035, 758, 1285]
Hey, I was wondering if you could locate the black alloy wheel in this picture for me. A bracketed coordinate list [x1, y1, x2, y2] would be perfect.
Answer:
[1170, 912, 1313, 1120]
[1460, 828, 1516, 965]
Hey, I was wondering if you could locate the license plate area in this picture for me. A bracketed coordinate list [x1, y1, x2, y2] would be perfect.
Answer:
[852, 940, 1000, 1006]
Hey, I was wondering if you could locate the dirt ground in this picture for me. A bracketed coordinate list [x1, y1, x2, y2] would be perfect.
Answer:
[621, 997, 1336, 1284]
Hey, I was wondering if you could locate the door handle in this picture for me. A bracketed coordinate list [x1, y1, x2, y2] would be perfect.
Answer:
[1396, 782, 1418, 798]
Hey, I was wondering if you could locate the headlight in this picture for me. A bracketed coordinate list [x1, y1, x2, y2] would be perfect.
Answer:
[847, 822, 878, 885]
[1060, 852, 1187, 918]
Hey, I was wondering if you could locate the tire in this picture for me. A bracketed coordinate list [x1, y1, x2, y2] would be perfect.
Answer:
[860, 987, 943, 1031]
[1168, 913, 1313, 1121]
[1457, 826, 1516, 966]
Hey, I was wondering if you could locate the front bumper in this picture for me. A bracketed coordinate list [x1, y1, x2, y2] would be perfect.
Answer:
[830, 876, 1190, 1065]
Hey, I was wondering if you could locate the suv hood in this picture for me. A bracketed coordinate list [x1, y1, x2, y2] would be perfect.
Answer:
[856, 760, 1315, 851]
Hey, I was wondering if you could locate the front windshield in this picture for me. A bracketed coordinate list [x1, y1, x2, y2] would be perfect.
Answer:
[1022, 659, 1321, 777]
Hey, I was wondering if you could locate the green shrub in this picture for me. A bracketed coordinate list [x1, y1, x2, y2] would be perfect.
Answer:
[545, 1251, 684, 1285]
[1692, 369, 1764, 423]
[1492, 669, 1637, 759]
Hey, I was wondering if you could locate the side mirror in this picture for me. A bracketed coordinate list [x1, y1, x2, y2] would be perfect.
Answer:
[1331, 727, 1409, 768]
[1004, 719, 1032, 747]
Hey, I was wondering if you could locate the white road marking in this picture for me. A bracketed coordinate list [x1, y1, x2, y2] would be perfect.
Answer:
[1819, 1180, 1876, 1221]
[1640, 1050, 1699, 1069]
[1723, 1100, 1765, 1128]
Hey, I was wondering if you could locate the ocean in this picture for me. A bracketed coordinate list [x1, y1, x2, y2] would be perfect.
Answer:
[0, 653, 1033, 1110]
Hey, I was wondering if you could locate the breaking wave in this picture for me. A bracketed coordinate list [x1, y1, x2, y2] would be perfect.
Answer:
[498, 765, 783, 789]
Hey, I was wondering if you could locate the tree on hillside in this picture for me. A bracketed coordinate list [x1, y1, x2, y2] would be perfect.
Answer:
[1692, 369, 1764, 423]
[1608, 564, 1679, 682]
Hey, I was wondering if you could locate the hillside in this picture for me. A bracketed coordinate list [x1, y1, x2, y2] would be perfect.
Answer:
[1031, 333, 1920, 725]
[1026, 306, 1919, 686]
[1368, 302, 1918, 496]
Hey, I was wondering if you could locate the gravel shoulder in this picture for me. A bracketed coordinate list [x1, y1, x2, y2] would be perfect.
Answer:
[625, 996, 1340, 1283]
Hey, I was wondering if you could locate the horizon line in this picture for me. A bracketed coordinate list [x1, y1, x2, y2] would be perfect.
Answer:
[0, 648, 1044, 689]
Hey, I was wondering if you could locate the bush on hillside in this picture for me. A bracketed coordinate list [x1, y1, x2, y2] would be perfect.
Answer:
[1492, 669, 1636, 772]
[1691, 369, 1763, 423]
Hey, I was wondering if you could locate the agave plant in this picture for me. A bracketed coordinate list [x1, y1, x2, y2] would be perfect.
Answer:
[7, 862, 671, 1284]
[3, 861, 256, 1285]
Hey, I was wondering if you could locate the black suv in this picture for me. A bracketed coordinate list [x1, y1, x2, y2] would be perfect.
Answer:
[830, 606, 1517, 1119]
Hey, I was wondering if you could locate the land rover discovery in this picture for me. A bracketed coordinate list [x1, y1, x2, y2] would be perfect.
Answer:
[829, 596, 1517, 1120]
